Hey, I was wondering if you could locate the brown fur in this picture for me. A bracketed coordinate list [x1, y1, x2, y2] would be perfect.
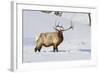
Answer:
[34, 31, 63, 52]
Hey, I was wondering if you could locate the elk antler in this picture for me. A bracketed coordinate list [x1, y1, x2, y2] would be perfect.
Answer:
[61, 21, 73, 31]
[53, 20, 60, 31]
[53, 20, 73, 31]
[55, 20, 60, 27]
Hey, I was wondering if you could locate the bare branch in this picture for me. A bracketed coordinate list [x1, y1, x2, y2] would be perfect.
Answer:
[88, 13, 91, 26]
[41, 11, 52, 14]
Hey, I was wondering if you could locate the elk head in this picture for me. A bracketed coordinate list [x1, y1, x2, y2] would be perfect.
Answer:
[53, 21, 73, 32]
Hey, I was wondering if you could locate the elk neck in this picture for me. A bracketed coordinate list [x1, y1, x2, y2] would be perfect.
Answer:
[58, 31, 64, 41]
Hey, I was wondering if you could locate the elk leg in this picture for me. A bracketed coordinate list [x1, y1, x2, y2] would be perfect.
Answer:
[35, 44, 42, 52]
[53, 48, 56, 52]
[38, 48, 41, 52]
[53, 45, 58, 52]
[56, 47, 58, 52]
[37, 46, 42, 52]
[35, 48, 41, 52]
[53, 46, 56, 52]
[34, 48, 38, 52]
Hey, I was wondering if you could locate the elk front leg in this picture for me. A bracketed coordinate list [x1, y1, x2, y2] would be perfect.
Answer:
[53, 46, 58, 52]
[56, 47, 58, 52]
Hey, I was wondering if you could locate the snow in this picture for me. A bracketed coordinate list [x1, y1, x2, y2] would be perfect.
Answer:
[23, 45, 90, 63]
[22, 11, 91, 63]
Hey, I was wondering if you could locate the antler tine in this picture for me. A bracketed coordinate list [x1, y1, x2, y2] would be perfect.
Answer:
[53, 20, 59, 31]
[62, 25, 72, 31]
[55, 20, 58, 27]
[70, 20, 73, 29]
[56, 22, 64, 28]
[61, 21, 73, 31]
[56, 23, 60, 27]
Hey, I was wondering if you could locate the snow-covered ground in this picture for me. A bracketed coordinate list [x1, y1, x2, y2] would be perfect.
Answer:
[23, 45, 90, 63]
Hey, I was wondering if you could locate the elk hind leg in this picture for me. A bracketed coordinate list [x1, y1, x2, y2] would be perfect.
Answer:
[35, 45, 42, 52]
[34, 47, 41, 52]
[34, 47, 38, 52]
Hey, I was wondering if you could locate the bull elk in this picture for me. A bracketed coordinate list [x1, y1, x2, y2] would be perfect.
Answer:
[34, 21, 73, 52]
